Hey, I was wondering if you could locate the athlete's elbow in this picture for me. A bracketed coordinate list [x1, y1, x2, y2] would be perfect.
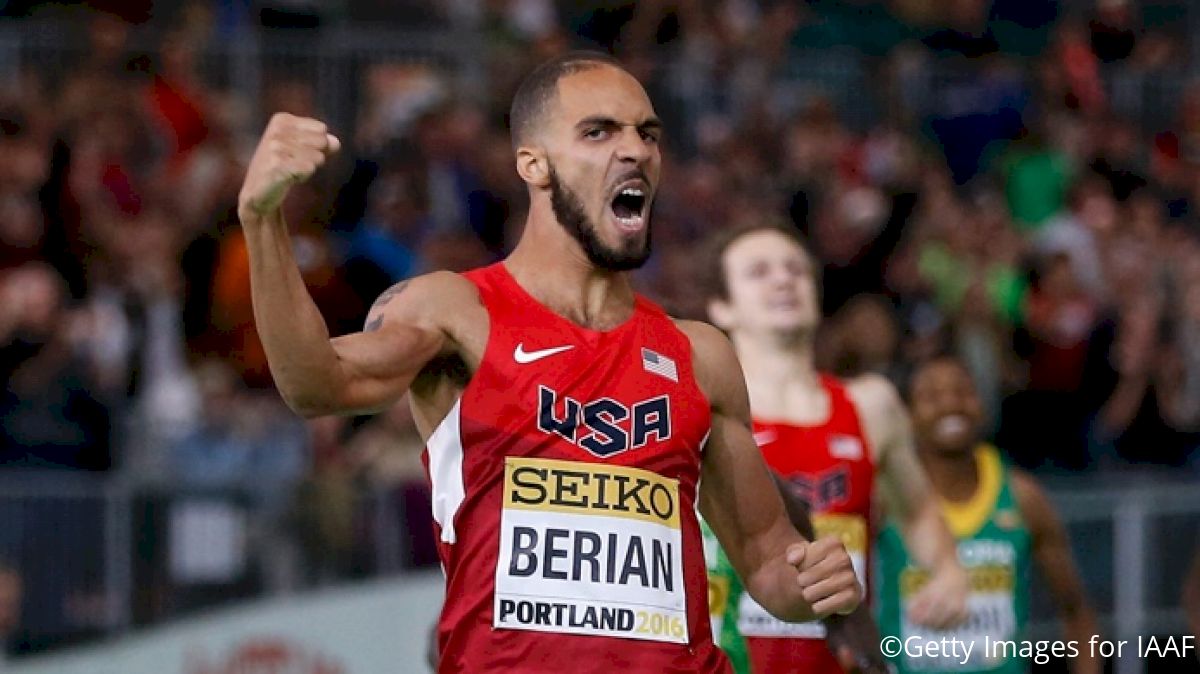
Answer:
[282, 395, 329, 418]
[278, 386, 340, 418]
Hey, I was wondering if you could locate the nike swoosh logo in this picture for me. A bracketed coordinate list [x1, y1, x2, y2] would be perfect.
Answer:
[514, 343, 575, 364]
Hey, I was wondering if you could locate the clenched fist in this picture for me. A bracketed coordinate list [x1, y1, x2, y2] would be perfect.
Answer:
[787, 536, 862, 618]
[238, 113, 341, 226]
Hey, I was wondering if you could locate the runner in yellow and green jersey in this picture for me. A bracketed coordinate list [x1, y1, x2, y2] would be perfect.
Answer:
[877, 355, 1100, 674]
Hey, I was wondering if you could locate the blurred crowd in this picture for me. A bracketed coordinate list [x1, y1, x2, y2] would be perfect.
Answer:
[1, 0, 1199, 652]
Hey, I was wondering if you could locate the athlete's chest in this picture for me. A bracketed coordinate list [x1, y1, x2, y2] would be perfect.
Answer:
[461, 313, 710, 473]
[753, 421, 874, 514]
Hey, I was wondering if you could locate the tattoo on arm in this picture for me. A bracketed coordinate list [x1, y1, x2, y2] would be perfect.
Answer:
[373, 281, 410, 309]
[363, 280, 410, 332]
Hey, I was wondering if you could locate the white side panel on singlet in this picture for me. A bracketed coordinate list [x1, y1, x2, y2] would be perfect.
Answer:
[426, 397, 465, 544]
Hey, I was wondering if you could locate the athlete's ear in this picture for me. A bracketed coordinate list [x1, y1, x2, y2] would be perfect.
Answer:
[707, 298, 736, 331]
[516, 146, 550, 188]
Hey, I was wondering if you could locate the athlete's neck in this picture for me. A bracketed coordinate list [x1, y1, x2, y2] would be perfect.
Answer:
[504, 209, 636, 331]
[731, 329, 830, 422]
[919, 446, 979, 504]
[731, 330, 819, 388]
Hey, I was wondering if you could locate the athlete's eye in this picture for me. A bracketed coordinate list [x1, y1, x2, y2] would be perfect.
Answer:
[584, 128, 608, 140]
[786, 260, 808, 278]
[639, 128, 659, 144]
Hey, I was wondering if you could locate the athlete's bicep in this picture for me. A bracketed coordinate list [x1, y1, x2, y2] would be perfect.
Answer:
[328, 323, 445, 414]
[682, 320, 794, 577]
[699, 407, 794, 579]
[324, 272, 469, 415]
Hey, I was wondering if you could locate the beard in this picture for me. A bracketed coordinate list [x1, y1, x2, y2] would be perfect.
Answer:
[549, 166, 651, 271]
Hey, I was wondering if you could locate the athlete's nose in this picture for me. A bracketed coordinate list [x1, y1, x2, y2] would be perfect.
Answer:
[615, 127, 652, 166]
[768, 263, 796, 288]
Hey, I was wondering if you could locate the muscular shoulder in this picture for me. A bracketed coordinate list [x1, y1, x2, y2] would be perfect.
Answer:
[845, 374, 906, 453]
[845, 373, 903, 419]
[673, 319, 750, 420]
[366, 271, 482, 334]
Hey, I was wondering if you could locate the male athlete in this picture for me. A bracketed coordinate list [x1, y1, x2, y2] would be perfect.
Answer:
[701, 222, 969, 673]
[236, 52, 860, 673]
[878, 355, 1098, 674]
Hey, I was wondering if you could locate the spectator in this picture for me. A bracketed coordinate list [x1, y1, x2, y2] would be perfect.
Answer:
[824, 293, 904, 386]
[1019, 252, 1099, 395]
[1033, 175, 1117, 302]
[340, 161, 430, 305]
[292, 416, 357, 586]
[0, 263, 113, 470]
[166, 359, 307, 498]
[1003, 252, 1100, 469]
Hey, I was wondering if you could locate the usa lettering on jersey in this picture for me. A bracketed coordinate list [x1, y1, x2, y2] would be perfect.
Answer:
[494, 457, 688, 644]
[788, 467, 850, 511]
[537, 385, 672, 457]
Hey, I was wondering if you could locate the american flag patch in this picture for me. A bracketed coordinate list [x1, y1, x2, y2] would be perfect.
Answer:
[641, 348, 678, 382]
[829, 435, 864, 460]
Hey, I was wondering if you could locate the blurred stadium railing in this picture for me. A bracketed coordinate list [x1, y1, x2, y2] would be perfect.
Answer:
[0, 470, 1195, 672]
[0, 472, 433, 655]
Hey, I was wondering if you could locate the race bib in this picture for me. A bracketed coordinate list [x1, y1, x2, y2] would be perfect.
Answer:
[494, 457, 688, 644]
[737, 513, 867, 638]
[898, 563, 1017, 671]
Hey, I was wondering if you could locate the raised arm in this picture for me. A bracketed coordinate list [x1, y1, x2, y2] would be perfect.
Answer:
[850, 375, 968, 628]
[683, 321, 860, 623]
[1012, 471, 1100, 674]
[237, 113, 448, 417]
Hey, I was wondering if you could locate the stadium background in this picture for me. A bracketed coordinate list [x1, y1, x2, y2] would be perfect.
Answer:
[0, 0, 1198, 672]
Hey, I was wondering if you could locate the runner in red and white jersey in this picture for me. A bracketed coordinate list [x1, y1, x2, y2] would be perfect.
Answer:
[235, 52, 862, 673]
[702, 223, 970, 673]
[740, 376, 879, 672]
[429, 262, 720, 670]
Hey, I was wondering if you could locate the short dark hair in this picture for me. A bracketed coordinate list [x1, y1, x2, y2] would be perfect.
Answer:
[508, 51, 625, 149]
[699, 219, 817, 302]
[903, 352, 971, 403]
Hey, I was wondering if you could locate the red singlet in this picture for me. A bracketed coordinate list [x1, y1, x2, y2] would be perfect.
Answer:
[425, 263, 730, 673]
[741, 375, 875, 674]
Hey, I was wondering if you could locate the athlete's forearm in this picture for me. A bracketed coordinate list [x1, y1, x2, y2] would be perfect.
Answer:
[243, 211, 344, 415]
[903, 498, 960, 575]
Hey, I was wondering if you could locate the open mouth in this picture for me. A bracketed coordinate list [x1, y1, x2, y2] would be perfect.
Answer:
[934, 414, 970, 437]
[610, 183, 648, 232]
[767, 296, 802, 311]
